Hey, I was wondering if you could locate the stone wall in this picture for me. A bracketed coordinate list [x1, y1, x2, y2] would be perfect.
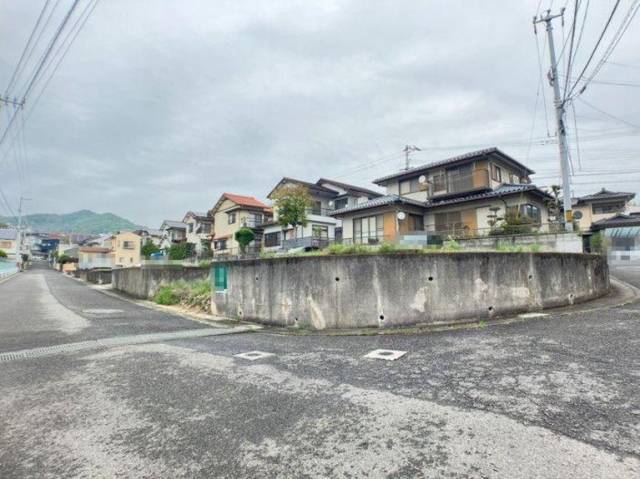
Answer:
[212, 253, 609, 330]
[112, 265, 210, 299]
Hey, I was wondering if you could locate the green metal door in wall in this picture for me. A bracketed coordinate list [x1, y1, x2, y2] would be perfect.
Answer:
[213, 265, 228, 291]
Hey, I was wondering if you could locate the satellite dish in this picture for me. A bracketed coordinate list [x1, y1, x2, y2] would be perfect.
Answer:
[573, 211, 583, 220]
[397, 211, 406, 220]
[418, 175, 427, 184]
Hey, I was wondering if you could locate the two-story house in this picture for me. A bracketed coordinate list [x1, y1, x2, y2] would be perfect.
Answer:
[111, 231, 142, 267]
[209, 193, 273, 255]
[0, 228, 17, 259]
[572, 189, 636, 231]
[182, 211, 213, 256]
[159, 220, 187, 250]
[262, 177, 382, 251]
[331, 148, 552, 244]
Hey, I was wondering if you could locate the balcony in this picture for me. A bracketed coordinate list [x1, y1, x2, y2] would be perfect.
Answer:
[432, 168, 490, 197]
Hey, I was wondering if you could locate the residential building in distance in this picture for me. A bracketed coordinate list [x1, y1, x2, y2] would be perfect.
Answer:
[159, 220, 187, 249]
[111, 231, 141, 267]
[78, 246, 113, 269]
[262, 177, 382, 251]
[133, 228, 164, 247]
[572, 189, 636, 231]
[209, 193, 272, 255]
[182, 211, 213, 256]
[0, 228, 17, 259]
[331, 148, 552, 244]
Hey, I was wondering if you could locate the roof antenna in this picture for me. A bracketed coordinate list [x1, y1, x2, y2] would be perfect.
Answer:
[403, 145, 421, 170]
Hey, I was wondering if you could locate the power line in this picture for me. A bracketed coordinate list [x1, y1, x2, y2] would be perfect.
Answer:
[4, 0, 53, 96]
[576, 0, 640, 97]
[562, 0, 579, 100]
[576, 96, 640, 129]
[565, 0, 621, 100]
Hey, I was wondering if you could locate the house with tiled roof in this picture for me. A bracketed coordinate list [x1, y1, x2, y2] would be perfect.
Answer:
[159, 220, 188, 249]
[330, 148, 553, 243]
[262, 177, 383, 251]
[209, 193, 273, 255]
[182, 211, 213, 256]
[572, 188, 636, 231]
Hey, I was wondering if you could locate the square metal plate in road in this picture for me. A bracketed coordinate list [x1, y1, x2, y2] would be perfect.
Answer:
[234, 351, 275, 361]
[363, 349, 407, 361]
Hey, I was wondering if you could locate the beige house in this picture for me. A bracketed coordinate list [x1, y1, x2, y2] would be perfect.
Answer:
[0, 228, 17, 259]
[209, 193, 272, 255]
[331, 148, 553, 244]
[572, 189, 636, 231]
[111, 231, 141, 267]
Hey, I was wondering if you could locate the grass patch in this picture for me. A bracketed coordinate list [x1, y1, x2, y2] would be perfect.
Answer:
[154, 280, 212, 312]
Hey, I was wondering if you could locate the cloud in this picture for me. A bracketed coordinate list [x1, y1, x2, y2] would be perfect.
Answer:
[0, 0, 638, 226]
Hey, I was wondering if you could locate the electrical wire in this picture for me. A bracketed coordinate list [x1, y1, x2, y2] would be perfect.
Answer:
[577, 96, 640, 129]
[565, 0, 621, 100]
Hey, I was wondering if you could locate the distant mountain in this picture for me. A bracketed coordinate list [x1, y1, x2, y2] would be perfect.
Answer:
[0, 210, 141, 235]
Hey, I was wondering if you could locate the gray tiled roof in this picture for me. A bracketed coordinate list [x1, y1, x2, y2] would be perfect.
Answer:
[329, 195, 427, 216]
[574, 188, 635, 204]
[161, 220, 187, 230]
[330, 184, 551, 216]
[373, 147, 535, 185]
[0, 228, 17, 240]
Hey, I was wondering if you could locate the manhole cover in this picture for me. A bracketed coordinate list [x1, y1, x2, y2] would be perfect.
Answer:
[363, 349, 407, 361]
[234, 351, 275, 361]
[82, 309, 124, 315]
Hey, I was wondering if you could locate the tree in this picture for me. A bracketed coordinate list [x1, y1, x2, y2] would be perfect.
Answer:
[272, 184, 313, 239]
[545, 185, 563, 230]
[0, 249, 7, 258]
[235, 227, 255, 253]
[57, 254, 78, 264]
[168, 243, 192, 260]
[141, 239, 160, 258]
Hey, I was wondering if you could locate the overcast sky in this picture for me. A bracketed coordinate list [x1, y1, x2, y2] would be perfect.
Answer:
[1, 0, 638, 227]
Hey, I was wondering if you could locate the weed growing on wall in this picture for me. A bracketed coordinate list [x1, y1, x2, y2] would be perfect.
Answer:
[154, 280, 212, 312]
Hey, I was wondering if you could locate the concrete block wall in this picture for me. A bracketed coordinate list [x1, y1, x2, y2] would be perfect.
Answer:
[456, 232, 583, 253]
[112, 265, 210, 299]
[212, 253, 609, 330]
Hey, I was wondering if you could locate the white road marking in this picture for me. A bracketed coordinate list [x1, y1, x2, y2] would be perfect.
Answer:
[363, 349, 407, 361]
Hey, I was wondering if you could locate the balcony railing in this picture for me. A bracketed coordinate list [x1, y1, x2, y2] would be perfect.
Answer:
[433, 168, 491, 196]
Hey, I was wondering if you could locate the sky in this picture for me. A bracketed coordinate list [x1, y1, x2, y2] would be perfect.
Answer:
[0, 0, 638, 227]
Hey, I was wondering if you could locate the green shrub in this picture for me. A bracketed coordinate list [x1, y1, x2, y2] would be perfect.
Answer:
[327, 244, 347, 255]
[154, 286, 181, 305]
[0, 249, 6, 258]
[442, 237, 461, 251]
[167, 243, 193, 260]
[141, 239, 160, 259]
[589, 232, 606, 254]
[260, 251, 278, 259]
[377, 243, 401, 254]
[529, 243, 542, 253]
[235, 227, 255, 253]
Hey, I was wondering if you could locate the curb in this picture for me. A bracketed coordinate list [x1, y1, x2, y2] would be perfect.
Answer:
[84, 281, 261, 331]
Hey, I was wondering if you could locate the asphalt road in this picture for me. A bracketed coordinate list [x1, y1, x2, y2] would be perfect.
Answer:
[1, 261, 639, 478]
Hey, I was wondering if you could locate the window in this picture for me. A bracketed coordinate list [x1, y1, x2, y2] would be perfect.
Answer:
[213, 265, 228, 291]
[312, 225, 329, 239]
[188, 223, 194, 233]
[353, 215, 384, 244]
[214, 239, 227, 250]
[592, 202, 624, 215]
[334, 198, 348, 210]
[491, 164, 502, 182]
[507, 204, 541, 223]
[435, 211, 462, 233]
[399, 177, 421, 195]
[123, 241, 135, 250]
[201, 223, 212, 234]
[408, 214, 424, 231]
[311, 201, 322, 215]
[264, 232, 281, 247]
[509, 173, 520, 184]
[432, 173, 446, 192]
[228, 212, 236, 224]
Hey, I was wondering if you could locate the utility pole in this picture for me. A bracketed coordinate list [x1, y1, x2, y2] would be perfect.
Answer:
[534, 10, 573, 231]
[403, 145, 421, 170]
[16, 197, 31, 270]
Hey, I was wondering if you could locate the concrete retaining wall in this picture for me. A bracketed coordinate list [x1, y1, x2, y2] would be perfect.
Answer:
[456, 232, 583, 253]
[212, 253, 609, 330]
[112, 265, 210, 299]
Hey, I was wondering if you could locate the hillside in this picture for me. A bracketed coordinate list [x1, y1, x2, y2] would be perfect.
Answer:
[0, 210, 141, 235]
